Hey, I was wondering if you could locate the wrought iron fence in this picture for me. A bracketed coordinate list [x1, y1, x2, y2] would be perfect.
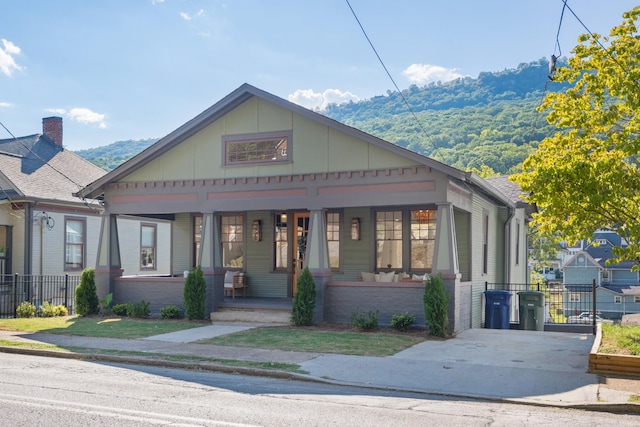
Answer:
[485, 281, 597, 325]
[0, 274, 80, 318]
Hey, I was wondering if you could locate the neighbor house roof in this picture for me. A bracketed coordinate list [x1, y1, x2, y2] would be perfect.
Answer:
[0, 134, 106, 205]
[601, 284, 640, 295]
[76, 83, 515, 208]
[585, 243, 637, 270]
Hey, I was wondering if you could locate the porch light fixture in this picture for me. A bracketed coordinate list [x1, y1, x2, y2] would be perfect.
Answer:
[281, 212, 287, 223]
[252, 219, 262, 241]
[351, 217, 360, 241]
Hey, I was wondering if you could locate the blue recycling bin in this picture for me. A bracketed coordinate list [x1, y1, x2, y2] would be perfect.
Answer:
[484, 290, 511, 329]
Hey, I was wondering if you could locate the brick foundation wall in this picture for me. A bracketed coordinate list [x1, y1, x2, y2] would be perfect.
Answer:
[114, 276, 185, 314]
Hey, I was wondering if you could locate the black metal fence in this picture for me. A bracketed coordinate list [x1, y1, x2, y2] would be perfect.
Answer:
[0, 274, 80, 318]
[485, 281, 597, 325]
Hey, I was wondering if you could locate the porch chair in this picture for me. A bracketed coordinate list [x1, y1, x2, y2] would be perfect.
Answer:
[224, 270, 247, 299]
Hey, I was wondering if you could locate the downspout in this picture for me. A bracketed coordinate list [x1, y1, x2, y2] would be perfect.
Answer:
[504, 207, 515, 285]
[23, 202, 33, 275]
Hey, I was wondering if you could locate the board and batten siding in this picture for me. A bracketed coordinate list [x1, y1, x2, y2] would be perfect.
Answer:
[172, 213, 192, 276]
[340, 207, 373, 281]
[121, 97, 421, 184]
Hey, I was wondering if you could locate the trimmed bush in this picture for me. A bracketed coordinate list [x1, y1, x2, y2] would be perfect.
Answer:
[127, 300, 150, 318]
[351, 309, 379, 331]
[183, 266, 206, 320]
[16, 301, 36, 318]
[160, 305, 182, 319]
[112, 304, 128, 316]
[38, 301, 56, 317]
[75, 268, 100, 316]
[291, 267, 316, 326]
[423, 273, 449, 337]
[390, 312, 415, 332]
[54, 305, 68, 317]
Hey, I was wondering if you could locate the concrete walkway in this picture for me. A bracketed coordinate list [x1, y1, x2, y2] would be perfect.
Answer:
[0, 324, 638, 412]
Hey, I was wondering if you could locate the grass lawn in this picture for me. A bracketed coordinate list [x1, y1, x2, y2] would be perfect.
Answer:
[0, 316, 206, 339]
[600, 323, 640, 356]
[199, 326, 427, 357]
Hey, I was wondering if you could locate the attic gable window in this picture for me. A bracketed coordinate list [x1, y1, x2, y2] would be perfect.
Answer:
[223, 131, 291, 165]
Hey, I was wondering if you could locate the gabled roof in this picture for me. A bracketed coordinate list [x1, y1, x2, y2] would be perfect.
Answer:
[0, 133, 105, 204]
[562, 250, 601, 270]
[76, 83, 514, 207]
[585, 242, 636, 270]
[601, 284, 640, 296]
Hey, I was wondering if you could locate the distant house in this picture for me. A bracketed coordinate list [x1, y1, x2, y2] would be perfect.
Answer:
[77, 84, 531, 331]
[561, 231, 640, 319]
[0, 117, 172, 279]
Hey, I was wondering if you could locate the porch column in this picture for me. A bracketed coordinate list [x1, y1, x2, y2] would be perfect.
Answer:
[306, 208, 331, 323]
[199, 212, 223, 315]
[94, 214, 122, 301]
[432, 203, 462, 335]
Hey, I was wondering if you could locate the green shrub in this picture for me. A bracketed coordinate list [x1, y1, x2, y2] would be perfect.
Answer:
[351, 309, 379, 331]
[291, 267, 316, 326]
[183, 266, 206, 320]
[390, 312, 415, 332]
[54, 305, 68, 317]
[38, 301, 56, 318]
[75, 268, 100, 316]
[100, 292, 113, 314]
[112, 304, 128, 316]
[126, 301, 150, 318]
[160, 305, 182, 319]
[16, 301, 36, 318]
[423, 273, 449, 337]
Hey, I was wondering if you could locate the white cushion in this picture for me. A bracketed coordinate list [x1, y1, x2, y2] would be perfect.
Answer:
[378, 271, 396, 282]
[412, 274, 426, 281]
[361, 272, 375, 282]
[224, 270, 236, 284]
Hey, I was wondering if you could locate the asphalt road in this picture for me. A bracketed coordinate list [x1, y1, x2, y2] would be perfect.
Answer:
[3, 352, 640, 426]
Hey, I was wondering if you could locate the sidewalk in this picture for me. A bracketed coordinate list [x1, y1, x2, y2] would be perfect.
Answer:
[0, 324, 638, 412]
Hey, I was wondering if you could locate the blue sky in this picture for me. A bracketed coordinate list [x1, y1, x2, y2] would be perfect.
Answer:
[1, 1, 637, 151]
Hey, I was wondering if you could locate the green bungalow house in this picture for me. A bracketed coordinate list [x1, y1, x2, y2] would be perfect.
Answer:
[76, 84, 529, 333]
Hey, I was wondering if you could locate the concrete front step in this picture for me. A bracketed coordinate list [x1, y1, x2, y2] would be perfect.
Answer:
[210, 308, 291, 324]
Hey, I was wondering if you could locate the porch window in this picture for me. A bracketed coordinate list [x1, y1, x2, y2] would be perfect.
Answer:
[410, 210, 436, 270]
[376, 211, 402, 269]
[141, 224, 156, 270]
[275, 213, 288, 270]
[193, 215, 202, 267]
[327, 212, 340, 269]
[221, 215, 244, 268]
[223, 131, 291, 165]
[64, 217, 85, 270]
[614, 296, 622, 304]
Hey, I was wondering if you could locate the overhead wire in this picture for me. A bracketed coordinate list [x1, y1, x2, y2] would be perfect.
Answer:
[344, 0, 436, 156]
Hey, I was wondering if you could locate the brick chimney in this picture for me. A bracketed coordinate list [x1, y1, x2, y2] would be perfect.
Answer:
[42, 116, 63, 146]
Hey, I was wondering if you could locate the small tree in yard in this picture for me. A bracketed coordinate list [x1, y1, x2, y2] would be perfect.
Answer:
[183, 265, 206, 320]
[423, 274, 449, 338]
[75, 268, 100, 316]
[291, 267, 316, 326]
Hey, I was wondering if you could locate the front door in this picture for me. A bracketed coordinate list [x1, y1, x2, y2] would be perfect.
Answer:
[292, 212, 310, 295]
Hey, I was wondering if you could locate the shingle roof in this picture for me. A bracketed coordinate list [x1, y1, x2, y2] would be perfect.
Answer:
[484, 176, 523, 205]
[0, 134, 105, 204]
[602, 284, 640, 295]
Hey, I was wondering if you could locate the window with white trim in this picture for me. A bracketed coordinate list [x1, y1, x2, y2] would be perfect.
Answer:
[614, 296, 622, 304]
[569, 293, 580, 303]
[635, 296, 640, 304]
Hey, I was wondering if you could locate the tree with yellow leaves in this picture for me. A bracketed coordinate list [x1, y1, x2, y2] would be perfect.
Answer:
[514, 7, 640, 267]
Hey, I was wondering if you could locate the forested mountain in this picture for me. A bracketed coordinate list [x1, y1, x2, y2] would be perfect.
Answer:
[76, 58, 568, 174]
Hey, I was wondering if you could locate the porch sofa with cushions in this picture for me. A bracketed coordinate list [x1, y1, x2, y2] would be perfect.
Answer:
[224, 270, 247, 299]
[359, 272, 429, 283]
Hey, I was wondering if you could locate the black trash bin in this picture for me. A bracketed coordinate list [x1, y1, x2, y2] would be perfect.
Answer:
[518, 291, 545, 331]
[483, 290, 511, 329]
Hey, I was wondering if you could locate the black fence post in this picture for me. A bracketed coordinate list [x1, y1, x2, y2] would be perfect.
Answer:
[592, 279, 597, 335]
[12, 273, 18, 318]
[64, 274, 69, 314]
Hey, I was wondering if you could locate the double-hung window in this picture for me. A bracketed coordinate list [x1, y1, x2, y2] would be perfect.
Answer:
[221, 215, 244, 268]
[327, 212, 340, 270]
[65, 217, 85, 271]
[141, 224, 156, 270]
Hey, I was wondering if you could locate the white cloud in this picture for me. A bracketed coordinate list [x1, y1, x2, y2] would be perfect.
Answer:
[151, 0, 164, 4]
[0, 102, 10, 108]
[288, 89, 359, 110]
[180, 12, 191, 21]
[48, 107, 107, 129]
[402, 63, 466, 85]
[0, 39, 23, 77]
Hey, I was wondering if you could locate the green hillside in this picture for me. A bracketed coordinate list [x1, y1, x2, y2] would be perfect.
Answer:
[76, 58, 567, 174]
